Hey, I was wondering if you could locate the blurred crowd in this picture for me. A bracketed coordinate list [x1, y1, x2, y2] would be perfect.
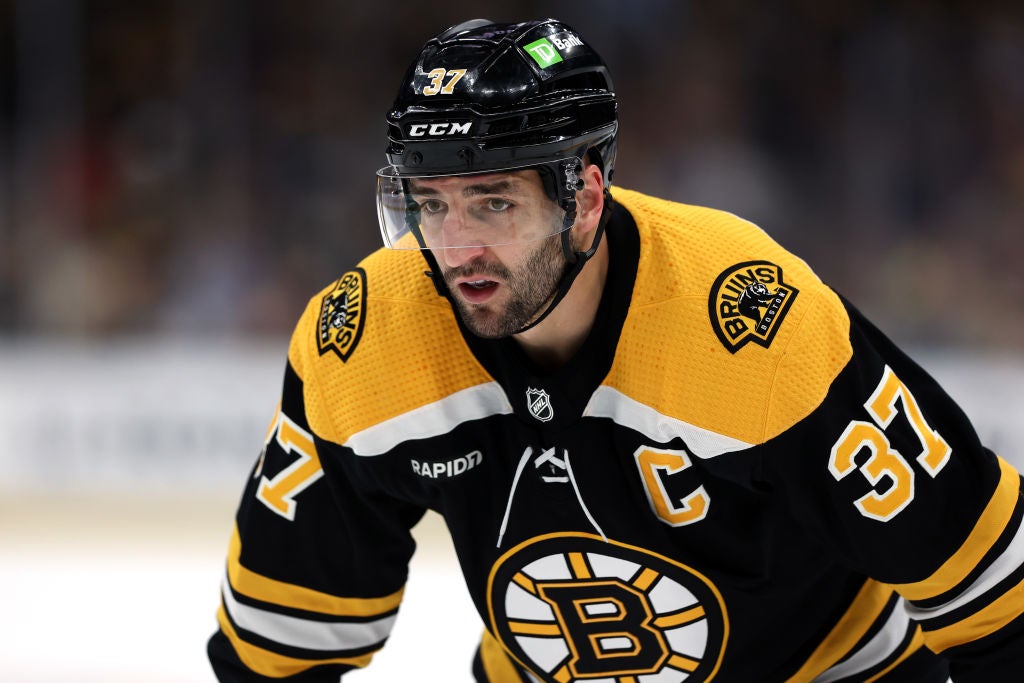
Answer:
[1, 0, 1022, 348]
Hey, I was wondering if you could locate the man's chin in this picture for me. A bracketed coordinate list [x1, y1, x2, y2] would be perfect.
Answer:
[459, 314, 513, 339]
[454, 304, 519, 339]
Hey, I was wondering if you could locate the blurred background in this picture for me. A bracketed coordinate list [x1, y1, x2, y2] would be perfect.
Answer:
[1, 1, 1022, 681]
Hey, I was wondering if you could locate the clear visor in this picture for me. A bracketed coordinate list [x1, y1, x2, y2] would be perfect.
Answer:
[376, 165, 571, 250]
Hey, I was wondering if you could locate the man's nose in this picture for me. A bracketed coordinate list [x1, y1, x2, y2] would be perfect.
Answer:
[440, 241, 486, 269]
[438, 212, 486, 267]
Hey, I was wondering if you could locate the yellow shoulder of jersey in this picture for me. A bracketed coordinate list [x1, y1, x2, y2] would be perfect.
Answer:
[283, 190, 852, 448]
[609, 187, 853, 444]
[286, 246, 492, 447]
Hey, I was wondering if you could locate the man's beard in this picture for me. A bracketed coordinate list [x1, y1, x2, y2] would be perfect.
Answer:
[443, 235, 568, 338]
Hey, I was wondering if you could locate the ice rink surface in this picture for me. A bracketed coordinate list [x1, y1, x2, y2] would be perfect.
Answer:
[0, 495, 482, 682]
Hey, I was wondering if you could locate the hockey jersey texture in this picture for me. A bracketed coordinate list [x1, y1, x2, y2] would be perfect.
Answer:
[209, 187, 1024, 682]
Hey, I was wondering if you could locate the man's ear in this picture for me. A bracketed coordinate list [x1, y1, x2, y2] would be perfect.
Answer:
[575, 161, 606, 236]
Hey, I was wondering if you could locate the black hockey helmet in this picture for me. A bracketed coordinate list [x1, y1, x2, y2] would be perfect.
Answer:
[376, 18, 618, 250]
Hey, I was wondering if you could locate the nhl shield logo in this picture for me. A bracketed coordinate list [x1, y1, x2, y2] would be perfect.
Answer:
[526, 387, 554, 422]
[317, 268, 366, 362]
[709, 261, 798, 353]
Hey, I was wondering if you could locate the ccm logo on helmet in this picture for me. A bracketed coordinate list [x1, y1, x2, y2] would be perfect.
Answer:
[407, 121, 473, 137]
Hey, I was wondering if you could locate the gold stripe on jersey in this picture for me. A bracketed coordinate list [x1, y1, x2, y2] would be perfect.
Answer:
[784, 579, 894, 681]
[891, 456, 1020, 601]
[569, 551, 590, 578]
[655, 605, 707, 629]
[479, 628, 527, 682]
[923, 573, 1024, 652]
[633, 567, 660, 591]
[220, 575, 396, 654]
[669, 654, 702, 672]
[508, 621, 562, 636]
[609, 189, 852, 445]
[288, 248, 495, 448]
[216, 605, 373, 677]
[227, 527, 404, 617]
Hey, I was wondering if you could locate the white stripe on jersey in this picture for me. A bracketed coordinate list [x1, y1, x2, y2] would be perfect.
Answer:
[905, 514, 1024, 621]
[344, 382, 513, 456]
[583, 386, 753, 458]
[815, 599, 911, 682]
[221, 577, 397, 651]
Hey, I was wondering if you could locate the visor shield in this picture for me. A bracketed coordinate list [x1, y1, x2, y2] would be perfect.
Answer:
[376, 166, 571, 250]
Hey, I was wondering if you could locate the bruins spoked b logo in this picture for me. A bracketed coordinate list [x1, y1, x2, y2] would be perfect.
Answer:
[488, 533, 728, 682]
[317, 269, 366, 361]
[709, 261, 798, 353]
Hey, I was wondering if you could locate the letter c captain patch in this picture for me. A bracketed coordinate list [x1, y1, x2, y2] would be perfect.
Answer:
[709, 261, 797, 353]
[317, 268, 367, 361]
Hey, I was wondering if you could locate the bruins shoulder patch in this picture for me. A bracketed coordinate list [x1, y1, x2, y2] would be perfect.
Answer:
[709, 261, 797, 353]
[317, 269, 366, 361]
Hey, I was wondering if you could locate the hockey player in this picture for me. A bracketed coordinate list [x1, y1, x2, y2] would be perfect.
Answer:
[208, 18, 1024, 682]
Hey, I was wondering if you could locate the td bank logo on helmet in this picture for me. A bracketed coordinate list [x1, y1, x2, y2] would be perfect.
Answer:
[522, 31, 585, 68]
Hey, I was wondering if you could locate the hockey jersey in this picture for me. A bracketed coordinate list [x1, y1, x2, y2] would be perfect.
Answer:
[208, 187, 1024, 682]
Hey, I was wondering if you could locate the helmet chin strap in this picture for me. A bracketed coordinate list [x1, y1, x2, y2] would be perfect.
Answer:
[423, 190, 612, 337]
[509, 190, 611, 335]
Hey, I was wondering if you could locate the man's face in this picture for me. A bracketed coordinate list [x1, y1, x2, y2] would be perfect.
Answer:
[408, 170, 572, 338]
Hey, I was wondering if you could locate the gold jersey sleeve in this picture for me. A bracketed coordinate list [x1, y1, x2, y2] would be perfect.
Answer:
[609, 187, 853, 444]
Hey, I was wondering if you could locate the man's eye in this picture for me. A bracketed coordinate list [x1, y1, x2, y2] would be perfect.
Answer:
[419, 199, 444, 214]
[487, 198, 511, 212]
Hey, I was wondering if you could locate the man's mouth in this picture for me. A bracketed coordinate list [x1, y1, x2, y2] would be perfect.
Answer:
[456, 278, 499, 303]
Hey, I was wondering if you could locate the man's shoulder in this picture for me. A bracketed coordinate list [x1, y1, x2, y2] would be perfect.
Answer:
[358, 245, 447, 301]
[612, 186, 832, 318]
[291, 249, 444, 358]
[286, 248, 491, 448]
[609, 187, 853, 444]
[613, 187, 806, 275]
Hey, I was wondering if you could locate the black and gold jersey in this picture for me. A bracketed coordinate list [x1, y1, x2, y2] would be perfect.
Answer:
[208, 188, 1024, 682]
